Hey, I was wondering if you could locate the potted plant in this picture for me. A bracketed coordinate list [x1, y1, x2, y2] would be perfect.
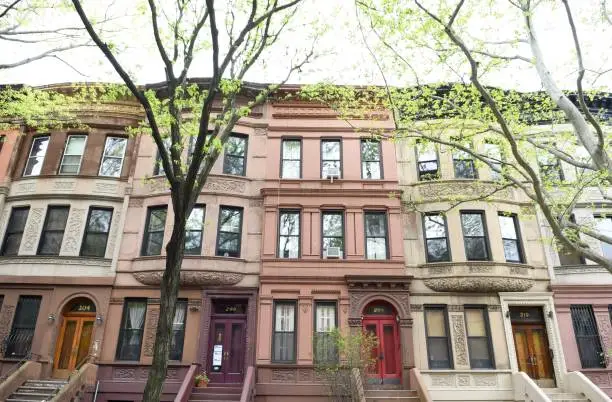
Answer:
[194, 371, 209, 388]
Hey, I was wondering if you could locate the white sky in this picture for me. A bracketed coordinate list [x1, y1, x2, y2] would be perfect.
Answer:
[1, 0, 611, 92]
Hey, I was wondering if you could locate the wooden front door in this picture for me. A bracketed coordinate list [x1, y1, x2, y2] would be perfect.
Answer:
[208, 318, 246, 383]
[363, 317, 401, 384]
[512, 323, 555, 387]
[53, 315, 95, 378]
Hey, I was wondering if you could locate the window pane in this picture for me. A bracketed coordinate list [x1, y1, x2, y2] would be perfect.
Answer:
[104, 137, 127, 157]
[425, 310, 446, 337]
[468, 338, 492, 368]
[223, 155, 245, 175]
[427, 239, 449, 262]
[361, 141, 380, 161]
[427, 338, 451, 368]
[465, 237, 488, 260]
[186, 207, 204, 231]
[425, 215, 447, 238]
[503, 239, 521, 262]
[46, 208, 70, 230]
[81, 233, 108, 257]
[145, 232, 164, 256]
[283, 140, 301, 159]
[184, 231, 203, 254]
[100, 157, 123, 177]
[596, 217, 612, 259]
[465, 309, 486, 337]
[323, 214, 343, 236]
[365, 214, 385, 237]
[499, 216, 517, 239]
[280, 212, 300, 236]
[39, 207, 69, 255]
[5, 296, 41, 358]
[366, 238, 387, 259]
[217, 232, 240, 256]
[148, 209, 167, 231]
[322, 141, 340, 160]
[454, 160, 477, 178]
[279, 236, 299, 258]
[323, 237, 344, 250]
[275, 304, 295, 331]
[2, 208, 29, 256]
[461, 214, 485, 236]
[88, 209, 112, 233]
[220, 208, 241, 232]
[315, 304, 336, 332]
[116, 299, 147, 361]
[65, 135, 86, 154]
[362, 162, 381, 179]
[282, 161, 300, 179]
[322, 161, 341, 177]
[226, 136, 246, 156]
[418, 143, 436, 162]
[24, 136, 49, 176]
[571, 305, 605, 368]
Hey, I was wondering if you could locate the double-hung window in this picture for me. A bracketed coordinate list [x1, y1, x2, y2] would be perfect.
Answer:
[99, 137, 128, 177]
[416, 142, 439, 180]
[169, 299, 187, 361]
[59, 135, 87, 174]
[314, 302, 337, 363]
[537, 151, 564, 182]
[322, 211, 344, 258]
[461, 212, 490, 261]
[424, 306, 452, 369]
[272, 301, 296, 362]
[5, 296, 42, 358]
[364, 212, 387, 259]
[23, 136, 49, 176]
[453, 146, 477, 179]
[465, 306, 494, 369]
[278, 210, 300, 258]
[1, 207, 30, 256]
[498, 214, 523, 263]
[38, 206, 70, 255]
[361, 140, 382, 179]
[483, 142, 503, 180]
[141, 206, 167, 256]
[81, 207, 113, 257]
[185, 206, 205, 255]
[223, 135, 248, 176]
[321, 140, 341, 178]
[595, 215, 612, 259]
[570, 305, 605, 368]
[423, 213, 450, 262]
[216, 206, 243, 257]
[281, 139, 301, 178]
[116, 298, 147, 361]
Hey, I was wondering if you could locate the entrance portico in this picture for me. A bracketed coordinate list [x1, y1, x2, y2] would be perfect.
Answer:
[346, 275, 414, 387]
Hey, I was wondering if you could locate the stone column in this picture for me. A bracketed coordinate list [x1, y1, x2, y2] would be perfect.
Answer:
[449, 307, 470, 370]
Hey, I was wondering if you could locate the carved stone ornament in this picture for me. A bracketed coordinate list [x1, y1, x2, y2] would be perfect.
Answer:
[143, 308, 159, 357]
[271, 368, 296, 383]
[61, 208, 86, 255]
[21, 208, 44, 252]
[414, 181, 513, 202]
[451, 315, 468, 366]
[203, 177, 246, 193]
[113, 368, 137, 380]
[424, 277, 534, 292]
[0, 305, 15, 348]
[133, 270, 243, 286]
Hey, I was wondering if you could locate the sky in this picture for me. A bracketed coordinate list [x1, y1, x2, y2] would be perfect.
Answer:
[1, 0, 611, 92]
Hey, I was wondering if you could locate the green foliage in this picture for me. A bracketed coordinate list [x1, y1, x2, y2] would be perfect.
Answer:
[315, 328, 378, 402]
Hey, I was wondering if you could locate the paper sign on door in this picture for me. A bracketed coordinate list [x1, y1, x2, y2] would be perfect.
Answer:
[212, 344, 223, 371]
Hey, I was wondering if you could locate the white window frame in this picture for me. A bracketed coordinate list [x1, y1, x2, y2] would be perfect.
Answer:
[99, 136, 128, 177]
[59, 134, 87, 175]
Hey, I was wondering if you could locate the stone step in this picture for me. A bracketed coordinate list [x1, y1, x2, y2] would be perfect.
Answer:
[191, 387, 242, 394]
[365, 398, 420, 402]
[7, 399, 47, 402]
[365, 390, 418, 398]
[188, 393, 241, 401]
[8, 392, 54, 400]
[12, 386, 57, 394]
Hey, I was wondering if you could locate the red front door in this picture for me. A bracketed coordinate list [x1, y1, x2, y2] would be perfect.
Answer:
[208, 318, 246, 383]
[363, 317, 401, 384]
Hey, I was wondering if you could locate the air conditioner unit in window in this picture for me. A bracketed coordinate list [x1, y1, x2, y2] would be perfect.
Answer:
[325, 167, 340, 183]
[325, 247, 341, 259]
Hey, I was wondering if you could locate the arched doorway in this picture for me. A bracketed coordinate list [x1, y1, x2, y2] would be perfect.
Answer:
[362, 300, 401, 384]
[52, 297, 96, 378]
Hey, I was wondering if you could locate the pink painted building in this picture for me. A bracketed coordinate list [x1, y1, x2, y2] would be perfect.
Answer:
[255, 99, 413, 401]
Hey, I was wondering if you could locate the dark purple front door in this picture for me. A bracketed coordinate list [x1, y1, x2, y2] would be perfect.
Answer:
[208, 304, 247, 383]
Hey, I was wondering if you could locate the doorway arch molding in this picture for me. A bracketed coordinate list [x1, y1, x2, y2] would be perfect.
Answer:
[345, 274, 414, 384]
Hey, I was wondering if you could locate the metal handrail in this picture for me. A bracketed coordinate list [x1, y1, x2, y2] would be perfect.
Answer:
[92, 380, 100, 402]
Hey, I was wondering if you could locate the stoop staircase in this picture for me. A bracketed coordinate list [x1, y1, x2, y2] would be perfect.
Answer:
[543, 388, 590, 402]
[365, 389, 420, 402]
[6, 379, 68, 402]
[188, 383, 242, 402]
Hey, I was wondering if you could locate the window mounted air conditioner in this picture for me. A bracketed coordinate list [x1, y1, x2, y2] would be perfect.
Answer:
[325, 167, 340, 179]
[325, 247, 341, 259]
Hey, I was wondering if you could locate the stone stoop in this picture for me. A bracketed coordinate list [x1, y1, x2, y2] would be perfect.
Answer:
[365, 389, 420, 402]
[189, 383, 242, 402]
[6, 379, 68, 402]
[543, 388, 590, 402]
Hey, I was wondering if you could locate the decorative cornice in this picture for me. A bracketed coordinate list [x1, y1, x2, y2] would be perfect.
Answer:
[424, 277, 534, 293]
[554, 265, 610, 275]
[133, 270, 244, 286]
[0, 256, 111, 267]
[345, 275, 412, 290]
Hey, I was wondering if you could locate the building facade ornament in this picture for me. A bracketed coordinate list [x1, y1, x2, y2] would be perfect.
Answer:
[133, 270, 244, 286]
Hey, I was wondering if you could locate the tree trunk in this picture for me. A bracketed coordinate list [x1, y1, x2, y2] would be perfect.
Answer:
[142, 211, 186, 401]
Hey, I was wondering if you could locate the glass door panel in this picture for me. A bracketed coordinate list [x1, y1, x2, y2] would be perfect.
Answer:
[57, 320, 78, 370]
[76, 320, 94, 366]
